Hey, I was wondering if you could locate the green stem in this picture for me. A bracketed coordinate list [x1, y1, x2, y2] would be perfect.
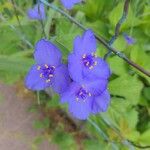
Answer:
[87, 118, 109, 142]
[36, 91, 40, 105]
[37, 3, 47, 38]
[0, 15, 33, 48]
[104, 0, 130, 59]
[11, 0, 23, 31]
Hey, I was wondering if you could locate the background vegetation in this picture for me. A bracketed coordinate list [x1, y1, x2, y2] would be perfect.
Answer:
[0, 0, 150, 149]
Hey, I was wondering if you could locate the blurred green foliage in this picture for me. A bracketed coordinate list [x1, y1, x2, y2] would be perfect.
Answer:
[0, 0, 150, 149]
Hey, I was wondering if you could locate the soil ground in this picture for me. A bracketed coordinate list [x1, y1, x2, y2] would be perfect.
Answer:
[0, 82, 58, 150]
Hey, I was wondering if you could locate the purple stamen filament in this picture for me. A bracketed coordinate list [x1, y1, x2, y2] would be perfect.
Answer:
[37, 64, 55, 83]
[76, 87, 91, 102]
[82, 53, 97, 69]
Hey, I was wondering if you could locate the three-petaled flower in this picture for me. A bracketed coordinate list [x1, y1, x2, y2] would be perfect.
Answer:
[61, 29, 111, 120]
[61, 80, 110, 120]
[68, 29, 111, 82]
[60, 0, 82, 9]
[25, 39, 70, 94]
[123, 33, 135, 45]
[27, 3, 45, 20]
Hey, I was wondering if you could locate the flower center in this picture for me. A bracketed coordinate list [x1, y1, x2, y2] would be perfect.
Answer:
[75, 86, 91, 102]
[37, 64, 55, 83]
[82, 53, 97, 69]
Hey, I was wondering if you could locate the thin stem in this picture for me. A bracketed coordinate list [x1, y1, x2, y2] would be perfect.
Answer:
[36, 91, 40, 105]
[100, 115, 150, 149]
[40, 0, 87, 30]
[11, 0, 23, 31]
[113, 0, 130, 41]
[128, 141, 150, 149]
[40, 0, 150, 77]
[0, 14, 33, 48]
[10, 0, 33, 48]
[37, 3, 47, 38]
[100, 116, 135, 149]
[88, 118, 135, 150]
[104, 0, 130, 59]
[87, 118, 109, 142]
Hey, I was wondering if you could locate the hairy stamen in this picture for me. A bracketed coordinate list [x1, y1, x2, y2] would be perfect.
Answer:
[82, 53, 97, 69]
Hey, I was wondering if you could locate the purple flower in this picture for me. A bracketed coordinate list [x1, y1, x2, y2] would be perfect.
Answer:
[123, 33, 135, 45]
[91, 90, 110, 114]
[61, 80, 110, 120]
[68, 29, 111, 82]
[25, 39, 70, 94]
[60, 0, 82, 9]
[27, 3, 45, 20]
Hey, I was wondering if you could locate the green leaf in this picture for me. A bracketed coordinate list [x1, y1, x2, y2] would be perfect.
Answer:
[0, 55, 33, 73]
[125, 109, 138, 129]
[104, 98, 138, 131]
[83, 139, 106, 150]
[78, 0, 105, 21]
[0, 26, 20, 55]
[52, 131, 77, 150]
[142, 5, 150, 23]
[33, 118, 50, 129]
[109, 74, 143, 105]
[112, 36, 127, 52]
[46, 94, 60, 108]
[108, 56, 127, 75]
[102, 97, 130, 129]
[33, 136, 44, 145]
[125, 130, 140, 142]
[143, 87, 150, 101]
[55, 12, 82, 52]
[45, 8, 57, 39]
[32, 136, 44, 150]
[139, 129, 150, 145]
[86, 20, 109, 38]
[0, 55, 33, 83]
[130, 45, 150, 83]
[143, 87, 150, 100]
[109, 2, 140, 30]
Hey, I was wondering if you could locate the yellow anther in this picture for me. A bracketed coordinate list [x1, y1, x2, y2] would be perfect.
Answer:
[94, 61, 98, 66]
[89, 66, 94, 70]
[45, 64, 49, 68]
[49, 74, 53, 77]
[88, 93, 92, 97]
[79, 92, 83, 96]
[86, 62, 90, 66]
[37, 66, 41, 70]
[46, 79, 51, 83]
[82, 54, 86, 58]
[40, 73, 43, 78]
[94, 54, 97, 58]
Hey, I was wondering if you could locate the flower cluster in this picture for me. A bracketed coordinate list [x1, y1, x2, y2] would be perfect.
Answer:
[61, 30, 111, 119]
[25, 30, 111, 120]
[27, 0, 82, 20]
